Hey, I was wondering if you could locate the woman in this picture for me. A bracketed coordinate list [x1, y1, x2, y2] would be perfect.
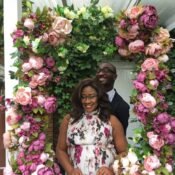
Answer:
[56, 78, 128, 175]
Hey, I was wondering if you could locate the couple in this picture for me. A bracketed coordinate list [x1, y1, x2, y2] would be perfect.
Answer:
[56, 63, 130, 175]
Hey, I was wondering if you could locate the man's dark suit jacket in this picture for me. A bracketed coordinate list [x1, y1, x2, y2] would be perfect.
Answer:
[110, 89, 130, 135]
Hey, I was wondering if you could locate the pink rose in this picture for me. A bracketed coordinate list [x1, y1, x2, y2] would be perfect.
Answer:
[140, 93, 156, 109]
[44, 96, 57, 113]
[125, 6, 143, 19]
[128, 40, 144, 53]
[145, 43, 162, 57]
[40, 152, 49, 163]
[22, 62, 32, 72]
[29, 56, 44, 70]
[147, 132, 164, 151]
[45, 57, 55, 68]
[24, 18, 35, 30]
[141, 58, 159, 72]
[144, 155, 161, 172]
[6, 107, 21, 125]
[29, 73, 48, 88]
[52, 16, 72, 35]
[48, 31, 65, 46]
[15, 87, 32, 105]
[3, 132, 11, 148]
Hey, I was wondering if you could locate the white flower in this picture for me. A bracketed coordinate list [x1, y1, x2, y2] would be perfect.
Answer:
[112, 160, 119, 173]
[165, 163, 172, 172]
[40, 152, 50, 163]
[101, 6, 114, 18]
[128, 151, 138, 165]
[121, 156, 130, 167]
[32, 38, 41, 53]
[23, 36, 30, 45]
[158, 54, 169, 62]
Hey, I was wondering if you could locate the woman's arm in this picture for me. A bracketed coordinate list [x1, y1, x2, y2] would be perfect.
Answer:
[110, 115, 128, 155]
[56, 115, 74, 174]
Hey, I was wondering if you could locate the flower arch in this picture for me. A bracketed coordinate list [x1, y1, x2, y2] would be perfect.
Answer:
[3, 0, 175, 174]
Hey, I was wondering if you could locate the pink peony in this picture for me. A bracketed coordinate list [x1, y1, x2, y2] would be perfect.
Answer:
[145, 43, 162, 57]
[115, 36, 126, 47]
[147, 131, 164, 151]
[140, 93, 156, 109]
[133, 80, 147, 92]
[24, 18, 35, 30]
[44, 96, 57, 113]
[141, 58, 159, 72]
[14, 87, 32, 105]
[128, 40, 144, 53]
[29, 56, 44, 70]
[144, 155, 161, 172]
[136, 72, 146, 82]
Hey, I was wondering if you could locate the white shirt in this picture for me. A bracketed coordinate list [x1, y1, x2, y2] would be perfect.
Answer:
[107, 89, 115, 102]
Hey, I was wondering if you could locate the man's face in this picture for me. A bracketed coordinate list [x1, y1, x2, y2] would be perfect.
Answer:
[96, 63, 117, 87]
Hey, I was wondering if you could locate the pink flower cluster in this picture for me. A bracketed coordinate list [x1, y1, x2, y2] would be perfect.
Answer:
[115, 5, 172, 59]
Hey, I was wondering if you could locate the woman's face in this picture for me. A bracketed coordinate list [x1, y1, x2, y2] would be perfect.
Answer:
[81, 86, 98, 113]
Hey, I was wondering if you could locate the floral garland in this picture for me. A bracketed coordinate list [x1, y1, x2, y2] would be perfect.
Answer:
[2, 1, 175, 175]
[2, 1, 116, 174]
[114, 5, 174, 175]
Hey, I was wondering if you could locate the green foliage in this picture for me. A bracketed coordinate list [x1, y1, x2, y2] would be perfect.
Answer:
[53, 4, 117, 123]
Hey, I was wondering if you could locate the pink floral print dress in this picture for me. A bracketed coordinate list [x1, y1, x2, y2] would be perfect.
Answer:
[67, 111, 116, 175]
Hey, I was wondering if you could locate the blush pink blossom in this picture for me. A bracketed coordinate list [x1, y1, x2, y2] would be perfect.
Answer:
[115, 36, 126, 47]
[136, 72, 146, 82]
[52, 16, 72, 35]
[20, 122, 31, 131]
[37, 95, 46, 106]
[40, 152, 50, 163]
[149, 79, 159, 89]
[29, 56, 44, 70]
[144, 155, 161, 172]
[147, 131, 164, 151]
[3, 132, 11, 148]
[128, 40, 144, 53]
[6, 107, 21, 125]
[118, 48, 130, 57]
[125, 6, 143, 19]
[133, 80, 147, 92]
[24, 18, 35, 30]
[141, 58, 159, 72]
[140, 93, 156, 109]
[145, 43, 162, 57]
[44, 96, 57, 113]
[14, 87, 32, 105]
[22, 62, 32, 72]
[41, 32, 49, 42]
[153, 27, 170, 43]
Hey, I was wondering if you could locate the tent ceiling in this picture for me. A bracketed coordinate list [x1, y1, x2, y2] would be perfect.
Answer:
[31, 0, 175, 31]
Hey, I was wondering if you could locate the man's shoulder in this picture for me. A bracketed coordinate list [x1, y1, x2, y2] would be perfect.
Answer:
[112, 91, 130, 108]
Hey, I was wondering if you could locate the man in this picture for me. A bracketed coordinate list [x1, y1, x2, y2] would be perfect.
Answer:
[95, 62, 130, 135]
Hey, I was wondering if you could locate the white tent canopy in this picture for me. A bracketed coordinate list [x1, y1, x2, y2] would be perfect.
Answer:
[31, 0, 175, 31]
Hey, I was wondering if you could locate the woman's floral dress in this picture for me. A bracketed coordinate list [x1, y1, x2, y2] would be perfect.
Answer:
[67, 111, 116, 175]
